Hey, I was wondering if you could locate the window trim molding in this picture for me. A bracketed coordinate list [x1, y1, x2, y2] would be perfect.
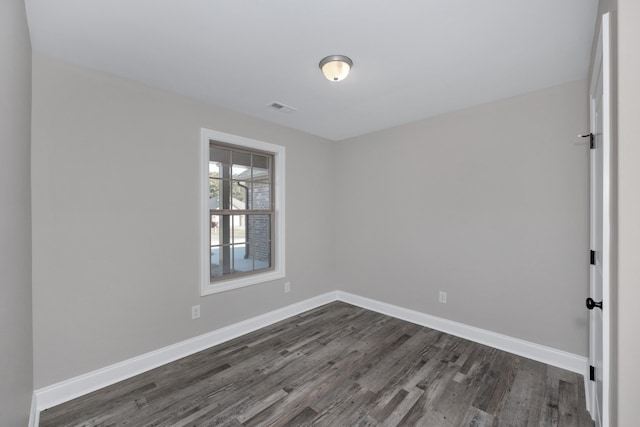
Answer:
[200, 128, 286, 295]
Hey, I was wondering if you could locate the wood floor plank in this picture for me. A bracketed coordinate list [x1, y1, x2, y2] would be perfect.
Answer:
[492, 358, 545, 426]
[460, 406, 495, 427]
[312, 383, 377, 426]
[558, 378, 589, 427]
[39, 302, 593, 427]
[378, 386, 424, 426]
[470, 350, 514, 415]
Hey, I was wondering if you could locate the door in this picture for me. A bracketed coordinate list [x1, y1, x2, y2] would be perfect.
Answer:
[588, 12, 610, 427]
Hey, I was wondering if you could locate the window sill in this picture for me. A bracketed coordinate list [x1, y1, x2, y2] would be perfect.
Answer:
[201, 269, 285, 296]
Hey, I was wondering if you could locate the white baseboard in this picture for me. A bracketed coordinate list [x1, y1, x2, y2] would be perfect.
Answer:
[336, 291, 588, 374]
[34, 291, 337, 412]
[34, 289, 588, 420]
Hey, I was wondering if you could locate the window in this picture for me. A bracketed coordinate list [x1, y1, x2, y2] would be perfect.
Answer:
[201, 129, 285, 295]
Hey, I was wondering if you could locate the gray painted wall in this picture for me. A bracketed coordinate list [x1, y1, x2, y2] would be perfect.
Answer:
[31, 55, 336, 388]
[0, 0, 33, 424]
[31, 54, 594, 394]
[334, 80, 590, 356]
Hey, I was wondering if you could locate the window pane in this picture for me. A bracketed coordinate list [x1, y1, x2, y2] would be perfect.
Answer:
[251, 181, 271, 210]
[230, 243, 268, 274]
[233, 244, 252, 273]
[209, 161, 223, 178]
[210, 247, 222, 279]
[219, 179, 231, 210]
[232, 243, 271, 273]
[231, 181, 247, 209]
[246, 215, 271, 265]
[210, 146, 230, 164]
[253, 241, 272, 269]
[252, 155, 270, 181]
[210, 214, 221, 246]
[232, 151, 251, 178]
[219, 245, 232, 275]
[209, 178, 221, 210]
[232, 215, 245, 243]
[252, 167, 270, 181]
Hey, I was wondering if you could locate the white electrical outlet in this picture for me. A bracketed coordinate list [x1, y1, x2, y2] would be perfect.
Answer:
[191, 305, 201, 319]
[439, 291, 447, 304]
[284, 282, 291, 293]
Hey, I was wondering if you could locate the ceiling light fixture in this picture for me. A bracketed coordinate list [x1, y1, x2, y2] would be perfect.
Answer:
[319, 55, 353, 82]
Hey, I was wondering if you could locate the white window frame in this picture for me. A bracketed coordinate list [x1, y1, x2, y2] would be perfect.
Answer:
[200, 128, 285, 295]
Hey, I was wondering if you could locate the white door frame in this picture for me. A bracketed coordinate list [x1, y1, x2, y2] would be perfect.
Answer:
[588, 12, 611, 427]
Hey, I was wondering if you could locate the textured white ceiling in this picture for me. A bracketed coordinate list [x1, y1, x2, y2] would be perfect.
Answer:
[25, 0, 598, 141]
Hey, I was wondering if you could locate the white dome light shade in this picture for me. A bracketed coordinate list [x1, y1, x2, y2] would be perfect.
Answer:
[319, 55, 353, 82]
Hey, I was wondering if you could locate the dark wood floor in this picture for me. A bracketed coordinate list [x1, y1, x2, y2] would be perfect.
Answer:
[39, 302, 593, 426]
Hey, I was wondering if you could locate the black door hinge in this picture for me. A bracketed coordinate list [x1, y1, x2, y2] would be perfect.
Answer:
[590, 365, 596, 381]
[590, 250, 596, 265]
[580, 133, 595, 149]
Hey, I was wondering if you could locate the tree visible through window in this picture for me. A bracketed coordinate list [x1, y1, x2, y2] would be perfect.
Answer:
[208, 142, 274, 280]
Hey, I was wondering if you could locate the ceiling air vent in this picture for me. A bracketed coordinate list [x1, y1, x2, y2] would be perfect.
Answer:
[267, 101, 297, 114]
